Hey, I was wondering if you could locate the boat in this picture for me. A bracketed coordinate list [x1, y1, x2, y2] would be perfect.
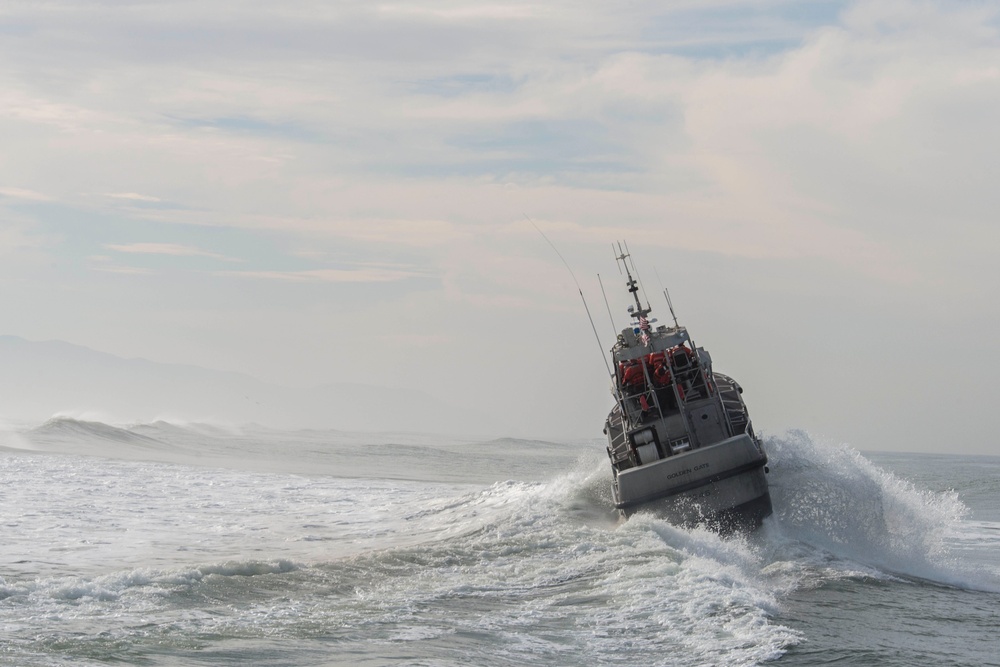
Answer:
[602, 246, 771, 531]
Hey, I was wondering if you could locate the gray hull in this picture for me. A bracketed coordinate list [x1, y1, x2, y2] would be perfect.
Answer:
[613, 433, 771, 531]
[601, 250, 771, 532]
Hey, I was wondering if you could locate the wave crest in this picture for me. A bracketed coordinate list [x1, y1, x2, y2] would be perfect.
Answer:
[763, 430, 994, 589]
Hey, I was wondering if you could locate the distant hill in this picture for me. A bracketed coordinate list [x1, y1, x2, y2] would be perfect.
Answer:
[0, 335, 496, 435]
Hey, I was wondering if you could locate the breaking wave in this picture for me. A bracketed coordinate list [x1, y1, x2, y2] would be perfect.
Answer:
[8, 417, 586, 484]
[761, 430, 997, 592]
[3, 421, 998, 666]
[29, 416, 166, 446]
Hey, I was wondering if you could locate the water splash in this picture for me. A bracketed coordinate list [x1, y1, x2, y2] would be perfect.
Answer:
[762, 430, 998, 590]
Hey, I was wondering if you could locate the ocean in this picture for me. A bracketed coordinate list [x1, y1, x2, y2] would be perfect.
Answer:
[1, 419, 997, 666]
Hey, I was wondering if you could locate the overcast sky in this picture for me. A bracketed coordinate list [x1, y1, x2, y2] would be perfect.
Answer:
[1, 0, 998, 454]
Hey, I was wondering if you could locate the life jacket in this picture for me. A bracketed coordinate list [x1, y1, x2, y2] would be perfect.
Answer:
[669, 345, 694, 365]
[646, 352, 671, 386]
[619, 361, 645, 387]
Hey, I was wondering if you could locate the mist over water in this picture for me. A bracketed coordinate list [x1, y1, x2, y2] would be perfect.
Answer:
[1, 420, 998, 666]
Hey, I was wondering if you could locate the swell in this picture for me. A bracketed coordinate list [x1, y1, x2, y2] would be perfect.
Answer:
[1, 464, 802, 666]
[29, 417, 166, 446]
[11, 418, 584, 482]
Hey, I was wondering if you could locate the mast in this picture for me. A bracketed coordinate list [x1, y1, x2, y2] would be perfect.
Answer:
[615, 242, 654, 346]
[614, 243, 650, 320]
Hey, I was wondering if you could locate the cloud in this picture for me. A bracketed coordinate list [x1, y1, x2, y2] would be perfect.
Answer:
[90, 265, 155, 275]
[219, 266, 427, 283]
[105, 192, 162, 202]
[85, 254, 155, 275]
[376, 3, 543, 21]
[1, 0, 999, 450]
[0, 186, 51, 201]
[0, 224, 45, 255]
[105, 242, 237, 261]
[2, 1, 994, 286]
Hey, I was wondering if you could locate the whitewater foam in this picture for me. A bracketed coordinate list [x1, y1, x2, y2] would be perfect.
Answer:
[3, 420, 998, 665]
[764, 430, 999, 592]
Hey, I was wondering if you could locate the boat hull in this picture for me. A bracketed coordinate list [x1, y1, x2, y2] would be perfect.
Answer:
[613, 433, 771, 531]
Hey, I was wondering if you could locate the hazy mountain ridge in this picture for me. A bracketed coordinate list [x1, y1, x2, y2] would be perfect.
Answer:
[0, 335, 498, 435]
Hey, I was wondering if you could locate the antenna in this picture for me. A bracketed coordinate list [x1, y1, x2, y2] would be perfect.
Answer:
[614, 241, 649, 320]
[525, 214, 613, 378]
[664, 288, 679, 328]
[597, 273, 616, 336]
[653, 267, 680, 328]
[623, 240, 652, 312]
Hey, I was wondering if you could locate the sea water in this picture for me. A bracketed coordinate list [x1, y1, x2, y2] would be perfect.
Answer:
[1, 420, 997, 666]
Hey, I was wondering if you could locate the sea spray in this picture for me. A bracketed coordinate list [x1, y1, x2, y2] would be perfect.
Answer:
[2, 419, 997, 665]
[763, 430, 995, 590]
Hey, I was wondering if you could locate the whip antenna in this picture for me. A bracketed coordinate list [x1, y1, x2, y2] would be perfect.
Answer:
[597, 273, 617, 336]
[664, 288, 679, 328]
[654, 267, 680, 328]
[524, 214, 613, 378]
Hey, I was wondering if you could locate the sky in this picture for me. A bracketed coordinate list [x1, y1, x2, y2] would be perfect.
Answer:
[1, 0, 998, 454]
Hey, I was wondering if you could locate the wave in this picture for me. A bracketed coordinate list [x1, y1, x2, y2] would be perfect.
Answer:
[5, 429, 994, 665]
[315, 463, 801, 664]
[9, 416, 996, 595]
[0, 558, 300, 601]
[762, 430, 999, 592]
[476, 436, 584, 451]
[28, 417, 166, 446]
[128, 419, 237, 439]
[12, 417, 589, 484]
